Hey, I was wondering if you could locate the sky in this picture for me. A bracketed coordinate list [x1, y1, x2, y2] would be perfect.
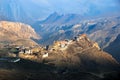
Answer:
[0, 0, 120, 21]
[29, 0, 120, 18]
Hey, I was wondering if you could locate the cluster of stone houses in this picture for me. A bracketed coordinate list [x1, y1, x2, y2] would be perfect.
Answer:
[15, 46, 49, 59]
[51, 39, 73, 51]
[51, 34, 88, 51]
[19, 47, 32, 54]
[15, 46, 33, 55]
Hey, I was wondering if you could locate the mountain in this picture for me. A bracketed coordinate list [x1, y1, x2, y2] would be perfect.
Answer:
[33, 13, 120, 47]
[19, 34, 120, 72]
[0, 34, 120, 80]
[44, 34, 119, 72]
[1, 0, 119, 25]
[104, 34, 120, 62]
[88, 16, 120, 48]
[38, 12, 85, 25]
[0, 21, 40, 47]
[32, 12, 84, 42]
[33, 13, 120, 63]
[14, 34, 120, 79]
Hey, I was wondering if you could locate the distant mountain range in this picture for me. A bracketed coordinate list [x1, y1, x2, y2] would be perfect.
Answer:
[33, 13, 120, 47]
[38, 12, 86, 25]
[0, 0, 119, 25]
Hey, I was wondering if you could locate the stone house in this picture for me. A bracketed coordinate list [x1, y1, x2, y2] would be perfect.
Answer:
[42, 52, 48, 58]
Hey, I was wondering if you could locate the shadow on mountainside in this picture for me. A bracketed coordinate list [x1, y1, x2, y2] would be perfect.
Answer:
[0, 58, 120, 80]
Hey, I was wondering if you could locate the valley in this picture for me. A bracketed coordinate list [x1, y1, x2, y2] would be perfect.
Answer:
[0, 15, 120, 80]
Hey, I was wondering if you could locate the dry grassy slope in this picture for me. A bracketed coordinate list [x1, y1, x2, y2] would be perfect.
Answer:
[11, 39, 38, 47]
[45, 35, 119, 72]
[0, 21, 40, 46]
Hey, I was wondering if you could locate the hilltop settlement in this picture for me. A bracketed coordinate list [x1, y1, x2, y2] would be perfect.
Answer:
[0, 34, 101, 62]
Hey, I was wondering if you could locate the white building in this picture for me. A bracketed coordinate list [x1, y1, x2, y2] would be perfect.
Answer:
[42, 53, 48, 58]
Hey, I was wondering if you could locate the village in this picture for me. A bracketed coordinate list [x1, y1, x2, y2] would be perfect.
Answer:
[0, 34, 100, 63]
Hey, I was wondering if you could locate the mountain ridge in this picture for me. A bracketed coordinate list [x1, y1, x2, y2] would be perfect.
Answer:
[0, 21, 40, 47]
[33, 15, 120, 47]
[18, 34, 119, 73]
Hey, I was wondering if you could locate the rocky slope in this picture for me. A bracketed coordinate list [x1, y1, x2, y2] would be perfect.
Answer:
[19, 34, 119, 72]
[0, 21, 39, 46]
[88, 16, 120, 48]
[34, 15, 120, 48]
[48, 34, 119, 72]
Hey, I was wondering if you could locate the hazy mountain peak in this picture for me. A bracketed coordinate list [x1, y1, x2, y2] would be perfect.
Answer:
[0, 0, 120, 25]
